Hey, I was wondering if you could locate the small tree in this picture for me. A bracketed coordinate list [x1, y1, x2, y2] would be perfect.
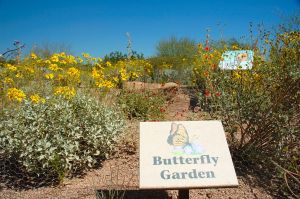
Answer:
[149, 37, 197, 83]
[156, 36, 197, 58]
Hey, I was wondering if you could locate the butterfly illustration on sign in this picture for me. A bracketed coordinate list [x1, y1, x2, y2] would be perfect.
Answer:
[167, 123, 204, 155]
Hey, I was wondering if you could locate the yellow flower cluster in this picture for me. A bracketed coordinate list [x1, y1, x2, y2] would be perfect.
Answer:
[50, 55, 59, 62]
[92, 67, 103, 79]
[106, 61, 112, 67]
[65, 55, 78, 64]
[92, 67, 115, 88]
[82, 53, 90, 59]
[30, 53, 38, 59]
[15, 73, 23, 78]
[95, 79, 115, 88]
[0, 51, 154, 106]
[49, 63, 61, 71]
[67, 67, 80, 79]
[30, 94, 45, 104]
[6, 88, 26, 102]
[119, 67, 128, 81]
[54, 86, 76, 99]
[25, 66, 35, 74]
[5, 63, 17, 71]
[45, 73, 54, 79]
[3, 77, 14, 84]
[45, 53, 81, 67]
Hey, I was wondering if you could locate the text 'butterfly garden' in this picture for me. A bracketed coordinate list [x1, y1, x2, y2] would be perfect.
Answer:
[139, 121, 238, 189]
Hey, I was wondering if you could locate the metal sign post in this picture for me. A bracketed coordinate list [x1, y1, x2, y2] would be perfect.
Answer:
[178, 189, 189, 199]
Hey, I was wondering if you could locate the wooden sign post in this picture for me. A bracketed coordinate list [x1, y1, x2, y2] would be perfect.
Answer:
[139, 121, 238, 198]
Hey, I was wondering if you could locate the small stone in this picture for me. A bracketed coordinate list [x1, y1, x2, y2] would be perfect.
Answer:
[206, 193, 213, 198]
[193, 106, 201, 113]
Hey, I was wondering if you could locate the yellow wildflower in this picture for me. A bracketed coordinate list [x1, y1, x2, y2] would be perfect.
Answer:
[49, 63, 60, 71]
[15, 73, 23, 78]
[25, 67, 35, 74]
[77, 57, 83, 63]
[67, 67, 80, 83]
[55, 74, 65, 82]
[60, 60, 67, 65]
[6, 88, 26, 102]
[30, 52, 38, 59]
[120, 67, 128, 81]
[232, 45, 239, 50]
[96, 80, 115, 88]
[95, 63, 104, 69]
[5, 63, 17, 71]
[67, 67, 80, 78]
[66, 55, 77, 64]
[54, 86, 76, 99]
[50, 55, 59, 62]
[44, 60, 51, 64]
[45, 73, 54, 79]
[92, 67, 102, 79]
[3, 77, 14, 84]
[233, 71, 242, 79]
[30, 94, 45, 104]
[59, 52, 66, 57]
[130, 72, 139, 79]
[82, 53, 90, 59]
[106, 61, 112, 67]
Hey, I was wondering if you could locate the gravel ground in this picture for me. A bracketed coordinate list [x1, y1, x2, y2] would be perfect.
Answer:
[0, 154, 274, 199]
[0, 87, 282, 199]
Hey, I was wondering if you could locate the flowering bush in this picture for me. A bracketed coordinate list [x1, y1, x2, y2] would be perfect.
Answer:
[193, 31, 299, 195]
[0, 52, 153, 109]
[0, 94, 125, 184]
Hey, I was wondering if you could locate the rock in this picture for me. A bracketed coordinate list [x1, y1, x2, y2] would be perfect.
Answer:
[206, 193, 213, 198]
[124, 81, 162, 91]
[123, 81, 179, 92]
[162, 82, 179, 89]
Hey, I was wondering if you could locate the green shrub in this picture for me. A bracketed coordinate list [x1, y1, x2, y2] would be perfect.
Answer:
[151, 68, 194, 85]
[0, 94, 125, 182]
[118, 90, 166, 120]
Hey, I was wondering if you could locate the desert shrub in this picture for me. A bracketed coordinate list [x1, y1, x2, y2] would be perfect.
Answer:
[150, 67, 194, 85]
[193, 30, 299, 196]
[117, 90, 166, 120]
[155, 36, 197, 67]
[148, 36, 197, 84]
[0, 94, 125, 183]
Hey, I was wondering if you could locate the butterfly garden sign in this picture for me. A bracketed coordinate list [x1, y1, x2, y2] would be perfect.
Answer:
[218, 50, 254, 70]
[139, 121, 238, 189]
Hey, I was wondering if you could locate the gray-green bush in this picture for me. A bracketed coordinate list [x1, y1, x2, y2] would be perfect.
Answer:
[0, 94, 125, 182]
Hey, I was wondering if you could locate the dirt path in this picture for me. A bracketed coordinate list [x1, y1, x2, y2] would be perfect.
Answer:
[165, 88, 190, 121]
[1, 88, 275, 199]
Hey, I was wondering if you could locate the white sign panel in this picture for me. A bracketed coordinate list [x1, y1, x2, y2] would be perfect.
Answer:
[139, 121, 238, 189]
[219, 50, 254, 70]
